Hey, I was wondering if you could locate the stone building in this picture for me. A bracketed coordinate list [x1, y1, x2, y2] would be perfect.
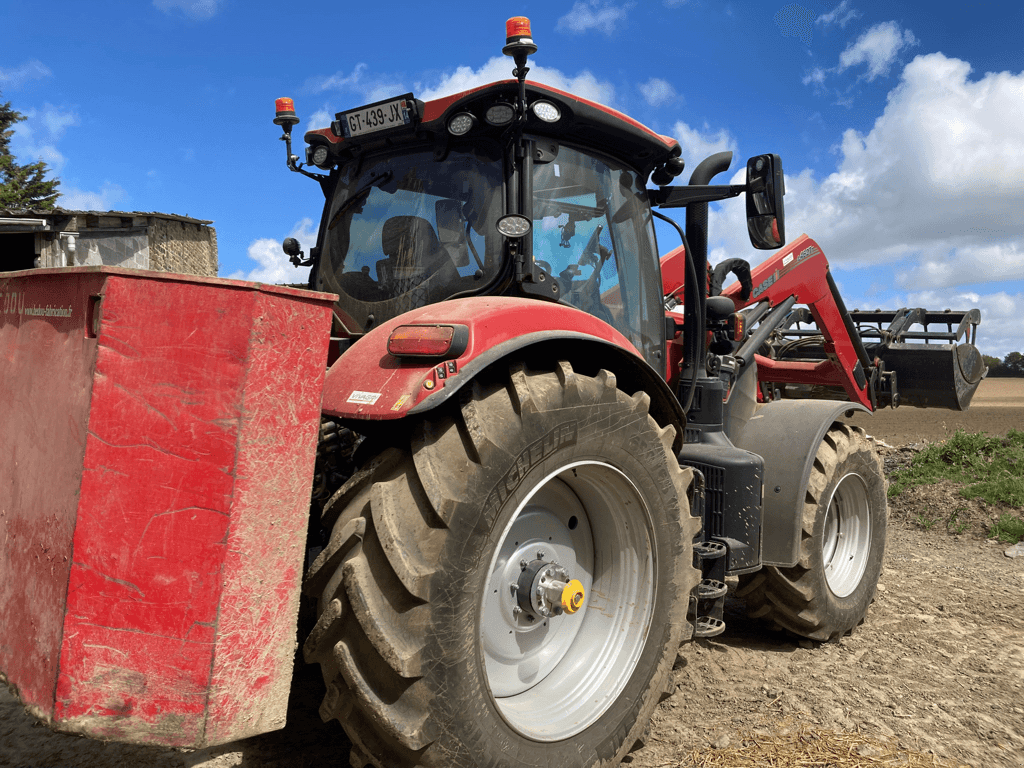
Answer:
[0, 210, 217, 277]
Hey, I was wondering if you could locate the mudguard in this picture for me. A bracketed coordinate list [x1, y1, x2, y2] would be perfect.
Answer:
[321, 296, 685, 438]
[730, 399, 869, 567]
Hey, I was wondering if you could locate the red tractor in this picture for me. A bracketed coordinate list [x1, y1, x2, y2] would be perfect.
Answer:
[0, 16, 984, 768]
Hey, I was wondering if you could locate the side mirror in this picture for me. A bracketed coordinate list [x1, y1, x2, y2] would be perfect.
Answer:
[746, 154, 785, 249]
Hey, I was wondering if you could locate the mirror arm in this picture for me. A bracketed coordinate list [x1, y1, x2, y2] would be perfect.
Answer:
[651, 184, 745, 208]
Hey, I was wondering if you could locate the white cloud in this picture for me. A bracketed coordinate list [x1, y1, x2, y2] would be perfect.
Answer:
[838, 21, 918, 81]
[802, 67, 827, 87]
[816, 1, 860, 29]
[308, 107, 332, 131]
[59, 183, 128, 211]
[0, 60, 51, 89]
[417, 56, 616, 106]
[671, 120, 738, 168]
[703, 52, 1024, 357]
[640, 78, 677, 107]
[230, 218, 317, 285]
[152, 0, 223, 19]
[307, 63, 407, 106]
[556, 1, 633, 36]
[10, 105, 79, 173]
[309, 56, 618, 110]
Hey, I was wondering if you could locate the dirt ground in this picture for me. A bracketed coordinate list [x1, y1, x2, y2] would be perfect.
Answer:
[3, 379, 1023, 768]
[846, 377, 1024, 444]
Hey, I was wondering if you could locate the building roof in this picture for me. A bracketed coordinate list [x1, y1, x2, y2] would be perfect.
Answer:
[0, 209, 213, 226]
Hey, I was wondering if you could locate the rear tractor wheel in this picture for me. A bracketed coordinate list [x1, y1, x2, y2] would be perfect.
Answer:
[302, 361, 700, 768]
[738, 423, 887, 641]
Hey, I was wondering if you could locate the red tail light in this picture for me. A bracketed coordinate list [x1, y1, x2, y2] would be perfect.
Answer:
[388, 325, 469, 359]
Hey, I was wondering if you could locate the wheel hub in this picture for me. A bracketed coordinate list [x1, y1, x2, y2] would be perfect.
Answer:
[515, 558, 586, 619]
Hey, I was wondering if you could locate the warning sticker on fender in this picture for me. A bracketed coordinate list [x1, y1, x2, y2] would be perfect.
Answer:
[347, 390, 382, 405]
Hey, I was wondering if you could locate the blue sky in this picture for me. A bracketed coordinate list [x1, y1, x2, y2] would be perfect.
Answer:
[2, 1, 1022, 356]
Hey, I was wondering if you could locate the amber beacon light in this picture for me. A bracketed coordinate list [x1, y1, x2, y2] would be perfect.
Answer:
[274, 97, 299, 128]
[503, 16, 537, 56]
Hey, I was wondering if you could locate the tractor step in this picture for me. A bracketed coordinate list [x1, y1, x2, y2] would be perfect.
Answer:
[694, 540, 727, 560]
[697, 578, 727, 600]
[693, 616, 726, 638]
[691, 542, 729, 639]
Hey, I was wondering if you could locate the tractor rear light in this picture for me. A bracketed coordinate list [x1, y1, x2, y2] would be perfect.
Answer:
[448, 112, 475, 136]
[486, 103, 515, 125]
[531, 100, 561, 123]
[387, 324, 469, 359]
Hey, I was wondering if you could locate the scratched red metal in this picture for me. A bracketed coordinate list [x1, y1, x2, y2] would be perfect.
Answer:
[0, 267, 334, 747]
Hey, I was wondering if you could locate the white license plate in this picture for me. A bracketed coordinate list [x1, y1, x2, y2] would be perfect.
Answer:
[341, 98, 412, 138]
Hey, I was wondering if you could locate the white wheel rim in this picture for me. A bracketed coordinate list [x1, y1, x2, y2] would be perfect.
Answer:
[822, 472, 872, 598]
[481, 460, 655, 741]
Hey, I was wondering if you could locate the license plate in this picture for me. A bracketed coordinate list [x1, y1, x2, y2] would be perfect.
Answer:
[340, 96, 414, 138]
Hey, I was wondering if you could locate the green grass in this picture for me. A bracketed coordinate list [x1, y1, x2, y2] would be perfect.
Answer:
[990, 514, 1024, 544]
[888, 428, 1024, 507]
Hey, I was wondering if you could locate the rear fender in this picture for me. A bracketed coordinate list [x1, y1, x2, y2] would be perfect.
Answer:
[730, 399, 869, 567]
[322, 296, 685, 446]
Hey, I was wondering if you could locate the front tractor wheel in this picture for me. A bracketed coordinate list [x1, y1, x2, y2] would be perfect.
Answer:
[303, 362, 700, 768]
[738, 423, 887, 641]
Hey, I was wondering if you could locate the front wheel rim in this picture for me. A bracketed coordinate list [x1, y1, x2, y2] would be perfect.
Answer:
[822, 472, 872, 598]
[480, 460, 656, 741]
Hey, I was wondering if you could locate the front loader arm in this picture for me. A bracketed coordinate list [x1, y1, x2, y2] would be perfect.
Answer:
[722, 235, 875, 410]
[720, 235, 985, 411]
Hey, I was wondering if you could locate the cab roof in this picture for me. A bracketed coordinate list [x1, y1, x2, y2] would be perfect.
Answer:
[304, 80, 682, 182]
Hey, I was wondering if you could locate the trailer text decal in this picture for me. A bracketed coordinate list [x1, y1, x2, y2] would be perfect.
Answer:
[484, 421, 578, 513]
[1, 290, 72, 320]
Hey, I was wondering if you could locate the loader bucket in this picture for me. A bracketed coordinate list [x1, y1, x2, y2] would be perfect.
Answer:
[873, 340, 986, 411]
[849, 308, 986, 411]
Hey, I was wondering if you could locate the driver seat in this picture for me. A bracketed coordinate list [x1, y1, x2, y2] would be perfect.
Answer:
[377, 216, 454, 288]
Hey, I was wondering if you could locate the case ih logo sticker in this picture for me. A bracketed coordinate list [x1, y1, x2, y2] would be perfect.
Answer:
[751, 244, 821, 300]
[1, 290, 72, 320]
[485, 421, 578, 513]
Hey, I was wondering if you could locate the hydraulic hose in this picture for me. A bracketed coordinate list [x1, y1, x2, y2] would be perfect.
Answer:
[652, 209, 700, 417]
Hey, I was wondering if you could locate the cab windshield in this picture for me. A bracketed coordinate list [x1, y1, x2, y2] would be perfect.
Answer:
[532, 146, 663, 363]
[318, 144, 504, 330]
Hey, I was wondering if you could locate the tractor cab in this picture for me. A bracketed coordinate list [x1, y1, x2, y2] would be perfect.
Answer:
[273, 18, 787, 374]
[271, 17, 704, 369]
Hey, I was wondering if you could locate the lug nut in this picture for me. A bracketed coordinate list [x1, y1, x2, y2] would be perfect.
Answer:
[537, 550, 546, 560]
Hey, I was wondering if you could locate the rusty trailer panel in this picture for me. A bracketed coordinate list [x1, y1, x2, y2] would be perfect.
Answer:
[0, 267, 335, 747]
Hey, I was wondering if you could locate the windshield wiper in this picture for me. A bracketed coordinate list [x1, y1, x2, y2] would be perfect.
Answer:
[327, 170, 393, 230]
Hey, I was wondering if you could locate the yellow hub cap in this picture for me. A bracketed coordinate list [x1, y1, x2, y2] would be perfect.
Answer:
[561, 579, 585, 614]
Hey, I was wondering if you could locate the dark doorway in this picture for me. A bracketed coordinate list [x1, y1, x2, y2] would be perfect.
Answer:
[0, 233, 37, 271]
